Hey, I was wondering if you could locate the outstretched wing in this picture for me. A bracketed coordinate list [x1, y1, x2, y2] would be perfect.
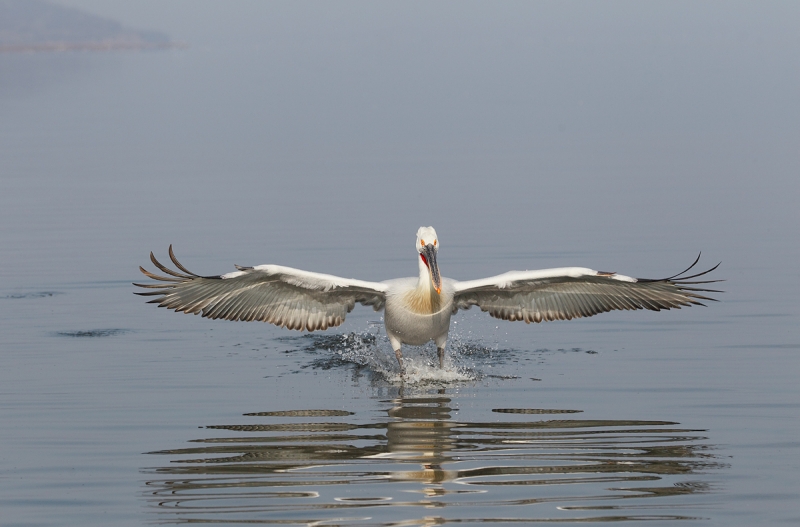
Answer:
[452, 255, 721, 323]
[134, 246, 387, 331]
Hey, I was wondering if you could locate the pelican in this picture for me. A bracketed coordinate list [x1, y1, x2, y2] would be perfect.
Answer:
[135, 227, 720, 370]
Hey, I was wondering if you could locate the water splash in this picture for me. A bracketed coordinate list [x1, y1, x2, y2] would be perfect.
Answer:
[380, 358, 475, 385]
[291, 329, 504, 385]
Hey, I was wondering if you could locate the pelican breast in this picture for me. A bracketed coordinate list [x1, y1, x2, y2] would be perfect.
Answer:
[383, 279, 455, 346]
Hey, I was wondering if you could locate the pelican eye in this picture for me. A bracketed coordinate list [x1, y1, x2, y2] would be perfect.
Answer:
[434, 240, 437, 246]
[420, 239, 425, 246]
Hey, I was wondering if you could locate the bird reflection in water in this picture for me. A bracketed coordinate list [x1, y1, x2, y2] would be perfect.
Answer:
[144, 391, 724, 524]
[379, 391, 459, 494]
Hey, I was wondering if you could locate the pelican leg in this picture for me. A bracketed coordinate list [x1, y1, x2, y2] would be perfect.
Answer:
[437, 347, 445, 368]
[394, 348, 404, 371]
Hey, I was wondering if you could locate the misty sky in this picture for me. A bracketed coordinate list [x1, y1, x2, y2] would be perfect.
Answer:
[2, 1, 798, 283]
[52, 1, 799, 143]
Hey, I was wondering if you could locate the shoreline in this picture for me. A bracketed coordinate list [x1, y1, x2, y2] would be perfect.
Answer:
[0, 41, 187, 54]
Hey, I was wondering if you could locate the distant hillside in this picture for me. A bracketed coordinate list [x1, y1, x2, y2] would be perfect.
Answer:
[0, 0, 178, 52]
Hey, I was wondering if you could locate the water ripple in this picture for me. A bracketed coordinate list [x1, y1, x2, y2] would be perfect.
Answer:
[143, 395, 723, 524]
[54, 328, 130, 338]
[4, 291, 62, 299]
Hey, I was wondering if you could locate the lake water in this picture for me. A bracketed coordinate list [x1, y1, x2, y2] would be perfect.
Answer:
[1, 3, 799, 525]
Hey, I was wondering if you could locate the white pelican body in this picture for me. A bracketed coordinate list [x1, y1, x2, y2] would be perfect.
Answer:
[384, 278, 454, 348]
[136, 227, 720, 370]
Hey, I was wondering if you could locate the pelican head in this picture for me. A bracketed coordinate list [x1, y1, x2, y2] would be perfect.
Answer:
[416, 226, 441, 294]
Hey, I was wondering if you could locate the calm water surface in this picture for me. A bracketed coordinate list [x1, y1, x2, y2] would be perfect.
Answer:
[2, 3, 799, 525]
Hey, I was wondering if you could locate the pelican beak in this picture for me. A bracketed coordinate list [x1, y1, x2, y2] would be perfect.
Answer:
[422, 244, 442, 294]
